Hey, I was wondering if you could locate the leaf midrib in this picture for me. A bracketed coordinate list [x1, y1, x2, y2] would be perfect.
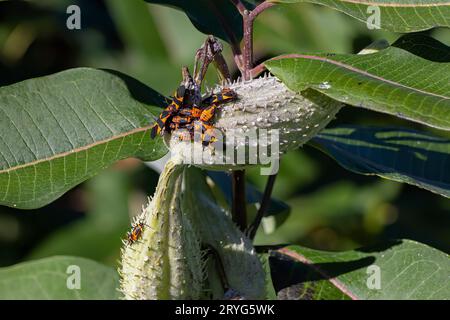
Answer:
[274, 0, 450, 7]
[332, 0, 450, 7]
[277, 247, 359, 300]
[269, 54, 450, 101]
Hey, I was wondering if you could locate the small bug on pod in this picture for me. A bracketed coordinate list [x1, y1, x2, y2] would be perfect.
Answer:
[126, 220, 146, 245]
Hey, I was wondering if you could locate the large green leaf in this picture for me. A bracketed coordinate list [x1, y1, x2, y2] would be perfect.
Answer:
[0, 256, 120, 299]
[272, 0, 450, 32]
[0, 68, 168, 209]
[269, 239, 450, 299]
[265, 42, 450, 130]
[310, 126, 450, 198]
[144, 0, 261, 44]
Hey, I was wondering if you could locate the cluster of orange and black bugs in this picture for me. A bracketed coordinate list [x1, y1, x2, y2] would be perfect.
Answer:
[150, 85, 237, 146]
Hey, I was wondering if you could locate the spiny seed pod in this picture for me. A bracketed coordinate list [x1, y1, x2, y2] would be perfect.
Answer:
[166, 75, 342, 171]
[182, 168, 266, 299]
[216, 74, 342, 149]
[119, 158, 203, 300]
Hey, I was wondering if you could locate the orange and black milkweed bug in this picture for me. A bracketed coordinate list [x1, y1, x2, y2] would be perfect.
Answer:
[126, 220, 145, 245]
[150, 85, 186, 138]
[150, 86, 237, 145]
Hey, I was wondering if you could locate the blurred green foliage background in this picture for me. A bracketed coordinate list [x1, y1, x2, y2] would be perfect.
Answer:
[0, 0, 449, 268]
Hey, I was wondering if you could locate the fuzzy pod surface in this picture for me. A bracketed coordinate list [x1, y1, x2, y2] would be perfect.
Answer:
[119, 158, 203, 299]
[166, 75, 342, 170]
[182, 168, 266, 299]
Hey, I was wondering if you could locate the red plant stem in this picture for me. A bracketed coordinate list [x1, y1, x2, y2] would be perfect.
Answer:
[230, 0, 275, 79]
[250, 62, 267, 78]
[228, 0, 276, 233]
[231, 45, 245, 75]
[242, 1, 275, 79]
[230, 0, 247, 15]
[229, 0, 245, 75]
[242, 13, 252, 80]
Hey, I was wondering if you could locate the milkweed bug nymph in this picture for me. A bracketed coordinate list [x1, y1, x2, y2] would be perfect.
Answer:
[150, 85, 237, 146]
[126, 220, 145, 245]
[150, 85, 186, 138]
[203, 87, 237, 105]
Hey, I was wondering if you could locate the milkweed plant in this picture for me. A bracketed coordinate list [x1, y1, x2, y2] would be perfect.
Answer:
[0, 0, 449, 300]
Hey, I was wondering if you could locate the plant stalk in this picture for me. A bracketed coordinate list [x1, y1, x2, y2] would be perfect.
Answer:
[242, 1, 275, 80]
[232, 170, 247, 230]
[229, 0, 276, 232]
[246, 173, 277, 240]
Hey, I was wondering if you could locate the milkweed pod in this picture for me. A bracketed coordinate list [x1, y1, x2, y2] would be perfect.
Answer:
[166, 75, 342, 172]
[119, 158, 203, 299]
[182, 168, 266, 299]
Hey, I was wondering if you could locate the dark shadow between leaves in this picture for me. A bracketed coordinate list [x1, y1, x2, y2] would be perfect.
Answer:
[255, 244, 289, 253]
[101, 69, 168, 110]
[0, 1, 56, 25]
[269, 251, 375, 299]
[144, 0, 245, 44]
[392, 33, 450, 63]
[268, 239, 405, 299]
[356, 239, 402, 253]
[269, 240, 402, 300]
